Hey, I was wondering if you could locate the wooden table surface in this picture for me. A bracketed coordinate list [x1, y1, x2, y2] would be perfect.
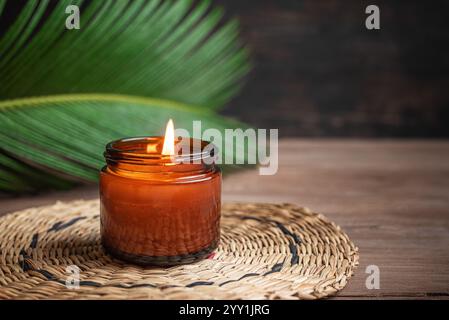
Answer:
[1, 139, 449, 299]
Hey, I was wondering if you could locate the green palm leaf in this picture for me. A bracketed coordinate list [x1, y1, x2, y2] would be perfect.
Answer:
[0, 0, 250, 108]
[0, 94, 253, 193]
[0, 0, 252, 193]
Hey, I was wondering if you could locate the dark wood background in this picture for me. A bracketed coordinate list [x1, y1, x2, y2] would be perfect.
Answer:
[218, 0, 449, 137]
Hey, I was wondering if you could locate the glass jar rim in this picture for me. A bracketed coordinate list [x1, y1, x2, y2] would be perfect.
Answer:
[104, 136, 217, 165]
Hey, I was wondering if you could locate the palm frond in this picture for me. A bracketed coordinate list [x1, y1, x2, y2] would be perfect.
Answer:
[0, 0, 252, 193]
[0, 94, 254, 192]
[0, 0, 250, 109]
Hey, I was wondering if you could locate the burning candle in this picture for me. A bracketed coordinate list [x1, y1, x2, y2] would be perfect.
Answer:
[100, 120, 221, 266]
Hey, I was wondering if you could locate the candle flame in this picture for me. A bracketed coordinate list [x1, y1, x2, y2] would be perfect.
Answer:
[162, 119, 175, 156]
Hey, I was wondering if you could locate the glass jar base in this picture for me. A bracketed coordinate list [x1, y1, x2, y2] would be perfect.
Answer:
[102, 240, 219, 266]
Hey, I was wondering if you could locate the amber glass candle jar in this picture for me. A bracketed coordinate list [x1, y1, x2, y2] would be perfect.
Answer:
[100, 137, 221, 266]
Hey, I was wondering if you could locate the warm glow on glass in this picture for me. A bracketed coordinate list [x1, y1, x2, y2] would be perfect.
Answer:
[162, 119, 175, 156]
[146, 143, 158, 153]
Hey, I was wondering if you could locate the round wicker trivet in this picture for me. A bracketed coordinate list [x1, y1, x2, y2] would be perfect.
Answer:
[0, 200, 358, 300]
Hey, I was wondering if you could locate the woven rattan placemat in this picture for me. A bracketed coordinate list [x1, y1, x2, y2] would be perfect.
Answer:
[0, 200, 358, 299]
